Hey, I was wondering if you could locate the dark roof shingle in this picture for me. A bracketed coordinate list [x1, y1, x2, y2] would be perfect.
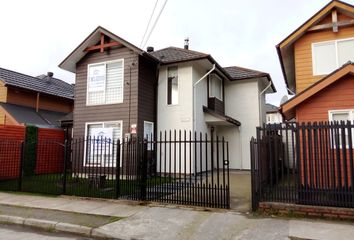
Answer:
[149, 47, 209, 64]
[223, 66, 269, 80]
[0, 67, 74, 100]
[265, 103, 279, 113]
[0, 103, 67, 128]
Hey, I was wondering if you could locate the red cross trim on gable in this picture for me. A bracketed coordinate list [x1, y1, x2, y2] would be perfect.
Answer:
[84, 33, 123, 53]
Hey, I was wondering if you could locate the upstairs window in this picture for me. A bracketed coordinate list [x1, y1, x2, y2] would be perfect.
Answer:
[209, 74, 223, 100]
[167, 66, 178, 105]
[312, 39, 354, 76]
[87, 59, 124, 105]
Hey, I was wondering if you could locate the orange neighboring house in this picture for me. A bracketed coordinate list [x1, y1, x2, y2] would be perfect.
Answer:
[0, 68, 74, 128]
[279, 0, 354, 123]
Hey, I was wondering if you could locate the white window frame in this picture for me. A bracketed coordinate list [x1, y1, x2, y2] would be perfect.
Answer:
[312, 38, 354, 76]
[143, 121, 154, 150]
[86, 59, 124, 106]
[328, 109, 354, 149]
[84, 120, 123, 167]
[167, 66, 179, 106]
[208, 73, 223, 101]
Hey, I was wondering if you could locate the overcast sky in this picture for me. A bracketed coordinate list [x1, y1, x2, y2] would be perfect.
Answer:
[1, 0, 353, 106]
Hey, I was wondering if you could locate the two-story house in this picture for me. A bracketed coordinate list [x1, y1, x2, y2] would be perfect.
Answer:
[59, 26, 276, 170]
[280, 0, 354, 123]
[150, 47, 275, 169]
[0, 68, 74, 128]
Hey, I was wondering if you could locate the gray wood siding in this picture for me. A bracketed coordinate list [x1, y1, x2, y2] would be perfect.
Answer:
[73, 47, 139, 138]
[138, 56, 157, 137]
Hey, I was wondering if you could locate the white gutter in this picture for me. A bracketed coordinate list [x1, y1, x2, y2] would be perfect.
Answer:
[259, 80, 272, 96]
[194, 64, 216, 86]
[193, 64, 216, 132]
[287, 87, 296, 95]
[259, 79, 273, 126]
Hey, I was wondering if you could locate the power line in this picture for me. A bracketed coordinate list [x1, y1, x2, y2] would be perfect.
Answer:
[142, 0, 168, 49]
[139, 0, 159, 48]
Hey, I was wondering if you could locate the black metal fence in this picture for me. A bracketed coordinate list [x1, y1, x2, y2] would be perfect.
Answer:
[251, 122, 354, 211]
[0, 131, 230, 209]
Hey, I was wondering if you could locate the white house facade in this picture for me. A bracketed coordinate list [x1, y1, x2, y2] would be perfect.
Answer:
[151, 47, 276, 171]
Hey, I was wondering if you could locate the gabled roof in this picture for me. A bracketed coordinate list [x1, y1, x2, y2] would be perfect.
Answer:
[0, 67, 74, 100]
[224, 66, 268, 80]
[0, 103, 67, 128]
[265, 103, 280, 113]
[149, 47, 276, 92]
[149, 46, 233, 80]
[59, 26, 158, 73]
[224, 66, 276, 92]
[277, 0, 354, 93]
[281, 61, 354, 120]
[149, 47, 209, 64]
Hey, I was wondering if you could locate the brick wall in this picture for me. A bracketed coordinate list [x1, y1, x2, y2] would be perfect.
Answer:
[259, 202, 354, 220]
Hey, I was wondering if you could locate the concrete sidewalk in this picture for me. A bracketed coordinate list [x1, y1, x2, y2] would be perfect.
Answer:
[0, 192, 353, 240]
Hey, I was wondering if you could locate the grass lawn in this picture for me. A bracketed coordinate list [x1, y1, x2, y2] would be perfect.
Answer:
[0, 173, 172, 199]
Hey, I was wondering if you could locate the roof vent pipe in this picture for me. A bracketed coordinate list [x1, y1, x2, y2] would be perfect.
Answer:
[184, 38, 189, 50]
[147, 46, 154, 52]
[47, 72, 53, 78]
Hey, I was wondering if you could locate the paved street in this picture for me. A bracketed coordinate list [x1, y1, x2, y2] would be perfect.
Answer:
[0, 224, 92, 240]
[0, 192, 353, 240]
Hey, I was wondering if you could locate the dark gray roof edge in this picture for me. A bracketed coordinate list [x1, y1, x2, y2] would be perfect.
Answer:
[0, 67, 74, 100]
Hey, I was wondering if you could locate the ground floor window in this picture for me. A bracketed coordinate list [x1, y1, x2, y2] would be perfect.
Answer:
[328, 109, 354, 148]
[144, 121, 154, 150]
[85, 121, 122, 166]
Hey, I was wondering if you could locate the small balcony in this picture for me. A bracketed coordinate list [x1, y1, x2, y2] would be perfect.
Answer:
[208, 97, 225, 115]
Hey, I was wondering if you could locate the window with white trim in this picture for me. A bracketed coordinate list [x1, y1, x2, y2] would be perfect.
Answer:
[328, 110, 354, 148]
[312, 38, 354, 75]
[167, 66, 178, 105]
[87, 59, 124, 105]
[143, 121, 154, 150]
[209, 73, 223, 100]
[85, 121, 122, 166]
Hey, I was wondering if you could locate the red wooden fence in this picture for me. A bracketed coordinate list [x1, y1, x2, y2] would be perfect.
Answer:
[0, 125, 65, 179]
[0, 125, 25, 179]
[35, 128, 65, 174]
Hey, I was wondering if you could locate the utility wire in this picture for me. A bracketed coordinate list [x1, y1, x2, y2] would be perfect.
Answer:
[142, 0, 168, 49]
[139, 0, 159, 48]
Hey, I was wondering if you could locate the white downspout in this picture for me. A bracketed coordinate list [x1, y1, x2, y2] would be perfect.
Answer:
[259, 79, 273, 125]
[192, 64, 216, 132]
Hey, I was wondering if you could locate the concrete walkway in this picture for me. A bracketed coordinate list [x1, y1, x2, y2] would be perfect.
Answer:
[0, 192, 353, 240]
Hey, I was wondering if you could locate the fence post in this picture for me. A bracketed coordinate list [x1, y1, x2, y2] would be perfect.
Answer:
[62, 139, 68, 194]
[250, 137, 259, 211]
[18, 141, 25, 191]
[115, 139, 121, 199]
[140, 139, 148, 201]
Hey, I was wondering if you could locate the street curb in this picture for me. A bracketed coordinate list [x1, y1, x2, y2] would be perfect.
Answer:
[0, 214, 121, 239]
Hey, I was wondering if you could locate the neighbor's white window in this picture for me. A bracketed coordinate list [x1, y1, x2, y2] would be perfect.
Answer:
[167, 66, 178, 105]
[328, 110, 354, 148]
[143, 121, 154, 150]
[312, 38, 354, 75]
[87, 59, 124, 105]
[85, 121, 122, 166]
[209, 74, 223, 100]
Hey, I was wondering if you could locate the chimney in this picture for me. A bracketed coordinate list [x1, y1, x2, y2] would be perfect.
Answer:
[147, 46, 154, 52]
[45, 72, 53, 83]
[184, 38, 189, 50]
